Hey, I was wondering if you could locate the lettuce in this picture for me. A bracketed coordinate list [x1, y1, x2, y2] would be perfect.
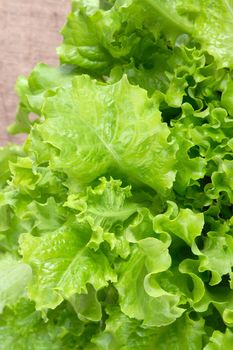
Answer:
[1, 0, 233, 348]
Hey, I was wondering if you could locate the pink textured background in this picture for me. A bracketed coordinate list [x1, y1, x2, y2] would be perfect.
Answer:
[0, 0, 70, 145]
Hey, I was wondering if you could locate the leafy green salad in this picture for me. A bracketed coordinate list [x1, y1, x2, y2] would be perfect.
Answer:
[1, 0, 233, 348]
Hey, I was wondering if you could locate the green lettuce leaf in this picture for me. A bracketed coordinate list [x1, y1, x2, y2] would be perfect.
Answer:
[27, 75, 177, 196]
[92, 307, 205, 349]
[64, 177, 135, 256]
[19, 223, 116, 310]
[192, 231, 233, 285]
[0, 254, 31, 312]
[8, 64, 78, 134]
[115, 233, 185, 326]
[0, 144, 24, 189]
[153, 201, 204, 246]
[0, 298, 99, 350]
[204, 328, 233, 350]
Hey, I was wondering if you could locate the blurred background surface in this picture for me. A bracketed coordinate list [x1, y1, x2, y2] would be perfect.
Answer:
[0, 0, 70, 145]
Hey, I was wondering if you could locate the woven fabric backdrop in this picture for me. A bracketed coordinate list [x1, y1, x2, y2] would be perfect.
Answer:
[0, 0, 69, 145]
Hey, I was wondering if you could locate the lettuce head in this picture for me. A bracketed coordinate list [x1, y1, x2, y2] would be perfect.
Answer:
[1, 0, 233, 348]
